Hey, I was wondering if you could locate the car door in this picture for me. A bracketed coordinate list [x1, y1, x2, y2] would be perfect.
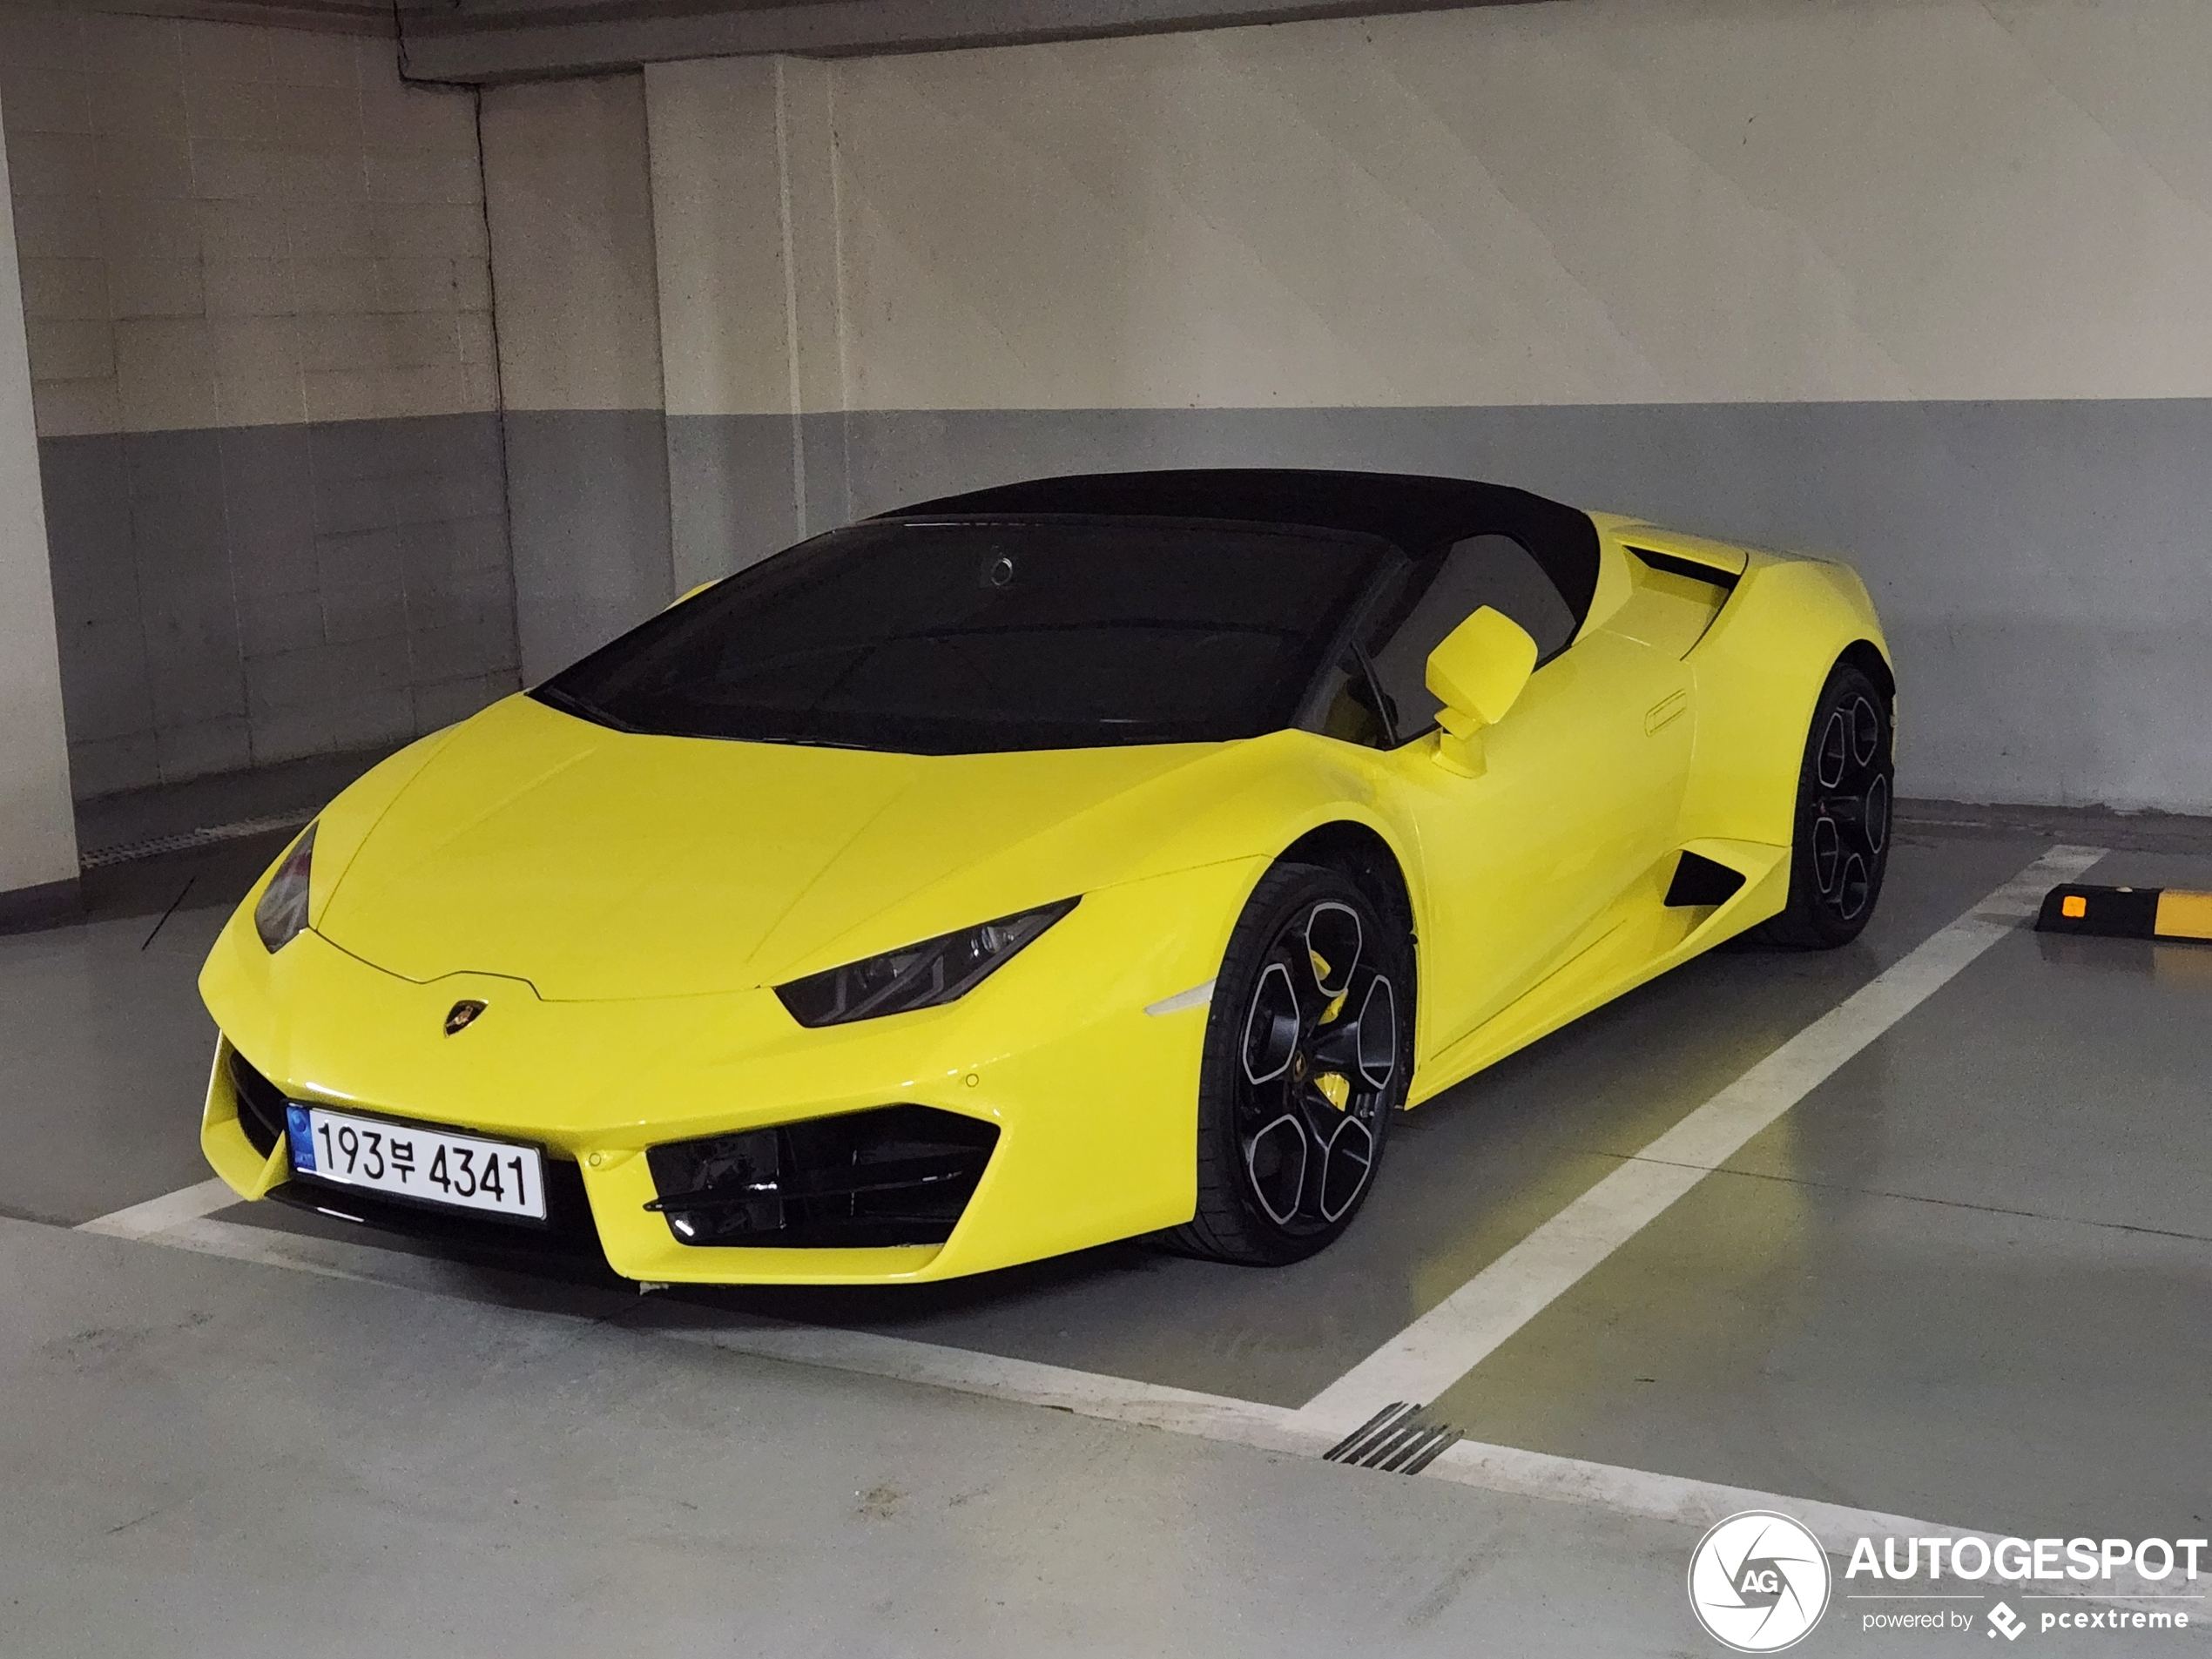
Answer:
[1366, 535, 1695, 1058]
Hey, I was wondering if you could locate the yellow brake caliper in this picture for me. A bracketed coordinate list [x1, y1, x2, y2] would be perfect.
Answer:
[1311, 950, 1352, 1107]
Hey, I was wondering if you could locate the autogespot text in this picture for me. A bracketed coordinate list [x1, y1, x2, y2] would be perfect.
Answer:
[1850, 1535, 2202, 1636]
[1848, 1534, 2206, 1584]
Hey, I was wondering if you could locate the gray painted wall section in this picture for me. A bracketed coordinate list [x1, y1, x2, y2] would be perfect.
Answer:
[662, 399, 2212, 815]
[34, 397, 2200, 812]
[38, 413, 519, 799]
[664, 412, 796, 597]
[503, 408, 675, 681]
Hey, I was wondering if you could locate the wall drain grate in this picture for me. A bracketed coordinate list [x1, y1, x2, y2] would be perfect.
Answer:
[81, 813, 314, 871]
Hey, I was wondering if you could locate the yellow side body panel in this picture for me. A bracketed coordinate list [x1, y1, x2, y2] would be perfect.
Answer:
[199, 507, 1890, 1283]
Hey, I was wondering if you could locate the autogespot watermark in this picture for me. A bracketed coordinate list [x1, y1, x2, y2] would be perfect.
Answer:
[1689, 1513, 2206, 1649]
[1689, 1512, 1833, 1652]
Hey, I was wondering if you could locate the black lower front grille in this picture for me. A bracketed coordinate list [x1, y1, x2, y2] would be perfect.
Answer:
[269, 1157, 604, 1259]
[645, 1105, 998, 1249]
[226, 1047, 605, 1261]
[228, 1048, 289, 1156]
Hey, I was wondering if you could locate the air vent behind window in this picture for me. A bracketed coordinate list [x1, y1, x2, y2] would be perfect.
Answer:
[1603, 547, 1742, 658]
[1630, 547, 1741, 591]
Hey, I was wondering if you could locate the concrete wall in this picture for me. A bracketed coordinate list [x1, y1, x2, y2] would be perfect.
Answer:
[480, 72, 670, 680]
[18, 0, 2197, 811]
[0, 94, 80, 919]
[630, 0, 2212, 813]
[0, 8, 516, 798]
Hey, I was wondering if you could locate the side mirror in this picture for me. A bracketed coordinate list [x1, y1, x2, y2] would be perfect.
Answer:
[1425, 606, 1537, 776]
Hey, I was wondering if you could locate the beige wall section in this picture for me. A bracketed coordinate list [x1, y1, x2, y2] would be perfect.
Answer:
[0, 4, 492, 436]
[0, 105, 81, 894]
[645, 55, 846, 421]
[479, 72, 663, 414]
[774, 57, 844, 423]
[646, 0, 2212, 415]
[643, 57, 788, 422]
[644, 54, 846, 563]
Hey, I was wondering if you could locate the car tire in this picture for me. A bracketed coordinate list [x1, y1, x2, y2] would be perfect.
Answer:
[1746, 659, 1895, 949]
[1169, 862, 1413, 1265]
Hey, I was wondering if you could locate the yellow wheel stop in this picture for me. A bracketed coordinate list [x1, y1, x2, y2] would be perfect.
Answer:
[2037, 884, 2212, 943]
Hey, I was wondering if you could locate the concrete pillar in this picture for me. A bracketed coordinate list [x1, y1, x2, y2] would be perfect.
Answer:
[775, 57, 850, 541]
[481, 73, 672, 681]
[0, 103, 80, 927]
[645, 55, 849, 590]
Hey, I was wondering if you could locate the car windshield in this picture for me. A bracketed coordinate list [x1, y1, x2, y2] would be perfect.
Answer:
[533, 517, 1390, 754]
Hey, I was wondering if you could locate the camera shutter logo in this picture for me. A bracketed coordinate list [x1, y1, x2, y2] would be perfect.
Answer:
[1687, 1510, 1831, 1652]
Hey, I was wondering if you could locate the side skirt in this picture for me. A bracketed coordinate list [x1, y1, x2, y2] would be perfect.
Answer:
[1405, 839, 1789, 1107]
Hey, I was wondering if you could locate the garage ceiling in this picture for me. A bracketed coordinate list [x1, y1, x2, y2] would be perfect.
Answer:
[34, 0, 1546, 80]
[51, 0, 391, 37]
[393, 0, 1545, 81]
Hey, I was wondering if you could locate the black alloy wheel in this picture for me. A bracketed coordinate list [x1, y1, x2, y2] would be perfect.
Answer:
[1751, 660, 1894, 948]
[1171, 864, 1410, 1264]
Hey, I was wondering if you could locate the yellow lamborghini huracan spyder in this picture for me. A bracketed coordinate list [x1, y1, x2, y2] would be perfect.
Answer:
[199, 470, 1893, 1284]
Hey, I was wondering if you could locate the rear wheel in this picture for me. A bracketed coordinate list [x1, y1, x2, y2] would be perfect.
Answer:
[1170, 864, 1412, 1265]
[1749, 660, 1894, 948]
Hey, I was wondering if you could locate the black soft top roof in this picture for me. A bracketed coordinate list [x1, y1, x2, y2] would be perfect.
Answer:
[879, 469, 1601, 622]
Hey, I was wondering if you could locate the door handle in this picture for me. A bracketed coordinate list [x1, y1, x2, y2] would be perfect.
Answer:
[1644, 690, 1688, 736]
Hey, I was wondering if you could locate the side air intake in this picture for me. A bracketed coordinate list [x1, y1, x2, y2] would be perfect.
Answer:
[1665, 850, 1748, 908]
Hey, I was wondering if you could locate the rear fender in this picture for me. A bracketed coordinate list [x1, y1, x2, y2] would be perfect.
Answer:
[1680, 555, 1892, 847]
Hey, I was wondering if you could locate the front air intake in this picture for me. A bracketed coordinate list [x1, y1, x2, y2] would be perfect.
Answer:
[228, 1048, 291, 1156]
[644, 1105, 998, 1248]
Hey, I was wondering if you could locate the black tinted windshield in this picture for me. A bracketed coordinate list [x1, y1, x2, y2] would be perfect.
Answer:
[534, 517, 1391, 754]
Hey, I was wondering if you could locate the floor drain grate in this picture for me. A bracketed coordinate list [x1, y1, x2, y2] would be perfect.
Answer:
[1322, 1400, 1464, 1474]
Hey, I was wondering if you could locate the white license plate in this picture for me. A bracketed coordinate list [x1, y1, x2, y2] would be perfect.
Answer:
[287, 1104, 546, 1222]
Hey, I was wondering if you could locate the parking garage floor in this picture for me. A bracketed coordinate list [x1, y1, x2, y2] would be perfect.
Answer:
[5, 772, 2209, 1656]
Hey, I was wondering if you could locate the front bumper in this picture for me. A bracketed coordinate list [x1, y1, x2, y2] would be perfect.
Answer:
[199, 858, 1262, 1284]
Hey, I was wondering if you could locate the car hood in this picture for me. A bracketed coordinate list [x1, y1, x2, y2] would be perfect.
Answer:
[313, 694, 1240, 1000]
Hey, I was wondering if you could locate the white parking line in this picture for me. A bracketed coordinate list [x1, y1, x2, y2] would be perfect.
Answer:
[1291, 843, 2108, 1434]
[646, 1312, 1302, 1446]
[104, 1210, 605, 1298]
[84, 1204, 1308, 1445]
[77, 1177, 239, 1239]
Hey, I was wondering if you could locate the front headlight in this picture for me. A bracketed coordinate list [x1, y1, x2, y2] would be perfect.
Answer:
[254, 824, 316, 953]
[774, 898, 1078, 1028]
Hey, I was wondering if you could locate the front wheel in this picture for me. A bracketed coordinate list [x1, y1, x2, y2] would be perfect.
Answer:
[1748, 660, 1894, 948]
[1170, 863, 1413, 1265]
